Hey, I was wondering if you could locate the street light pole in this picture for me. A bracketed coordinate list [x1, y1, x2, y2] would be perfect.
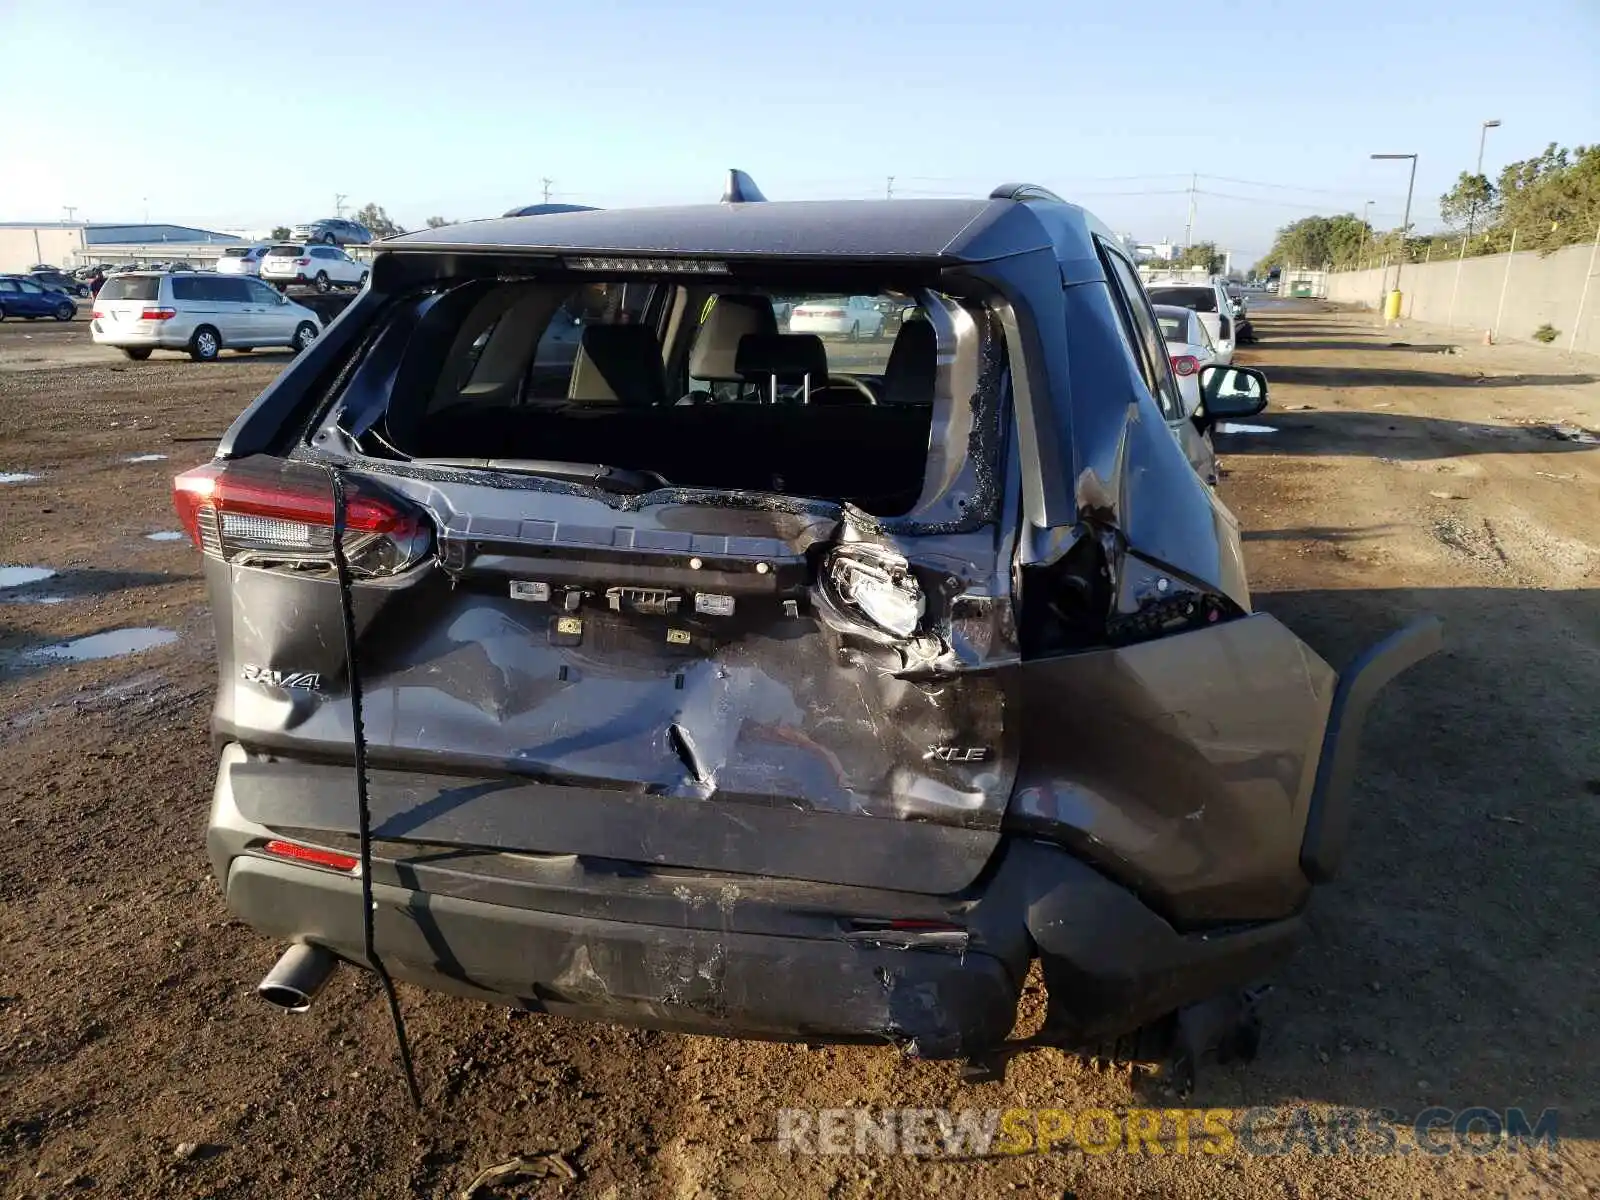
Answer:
[1372, 153, 1418, 294]
[1357, 199, 1373, 268]
[1468, 119, 1501, 240]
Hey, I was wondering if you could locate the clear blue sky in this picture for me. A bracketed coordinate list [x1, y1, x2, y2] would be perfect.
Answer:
[3, 0, 1596, 262]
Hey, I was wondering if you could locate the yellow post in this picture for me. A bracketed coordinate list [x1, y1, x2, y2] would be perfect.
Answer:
[1383, 289, 1403, 321]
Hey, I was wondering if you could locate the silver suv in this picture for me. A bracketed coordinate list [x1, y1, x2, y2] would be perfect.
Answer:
[289, 218, 373, 246]
[90, 272, 322, 362]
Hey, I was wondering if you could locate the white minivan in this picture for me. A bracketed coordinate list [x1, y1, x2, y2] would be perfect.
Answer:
[90, 273, 322, 362]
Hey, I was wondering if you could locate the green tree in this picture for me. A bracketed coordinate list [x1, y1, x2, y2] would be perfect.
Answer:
[270, 225, 291, 241]
[1258, 213, 1376, 271]
[1439, 172, 1497, 233]
[1176, 241, 1224, 273]
[424, 216, 455, 228]
[1493, 143, 1600, 252]
[354, 203, 406, 239]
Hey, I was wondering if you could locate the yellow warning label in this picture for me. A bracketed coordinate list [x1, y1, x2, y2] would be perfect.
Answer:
[666, 628, 692, 645]
[556, 617, 583, 636]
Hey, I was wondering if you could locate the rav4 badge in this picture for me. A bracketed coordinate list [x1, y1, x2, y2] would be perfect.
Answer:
[240, 665, 321, 691]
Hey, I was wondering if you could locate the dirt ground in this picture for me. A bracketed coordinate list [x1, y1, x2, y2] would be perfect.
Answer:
[1, 303, 1597, 1199]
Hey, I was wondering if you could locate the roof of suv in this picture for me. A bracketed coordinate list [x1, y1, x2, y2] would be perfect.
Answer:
[378, 196, 1116, 271]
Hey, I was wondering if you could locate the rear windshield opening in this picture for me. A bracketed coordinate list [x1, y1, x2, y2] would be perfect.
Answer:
[334, 277, 995, 520]
[1156, 315, 1187, 341]
[98, 276, 160, 302]
[268, 244, 303, 256]
[221, 247, 249, 257]
[1147, 286, 1217, 313]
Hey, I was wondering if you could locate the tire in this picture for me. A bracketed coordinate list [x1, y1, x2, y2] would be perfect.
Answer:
[54, 302, 74, 322]
[121, 348, 152, 361]
[292, 321, 319, 353]
[314, 271, 331, 294]
[323, 233, 337, 245]
[848, 321, 861, 342]
[189, 325, 221, 362]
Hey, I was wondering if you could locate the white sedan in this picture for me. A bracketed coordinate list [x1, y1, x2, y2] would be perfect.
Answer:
[787, 296, 886, 341]
[260, 243, 369, 293]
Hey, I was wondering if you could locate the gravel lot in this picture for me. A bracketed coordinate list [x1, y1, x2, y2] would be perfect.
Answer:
[1, 302, 1597, 1198]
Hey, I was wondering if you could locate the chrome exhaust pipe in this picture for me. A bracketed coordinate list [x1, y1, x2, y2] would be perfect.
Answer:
[257, 943, 337, 1012]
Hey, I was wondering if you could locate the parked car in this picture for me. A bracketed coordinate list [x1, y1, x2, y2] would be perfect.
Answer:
[260, 244, 368, 293]
[1224, 283, 1257, 344]
[216, 246, 272, 277]
[787, 295, 886, 340]
[90, 272, 321, 361]
[181, 181, 1438, 1081]
[0, 275, 78, 321]
[27, 269, 91, 298]
[1153, 303, 1226, 484]
[289, 218, 374, 246]
[1145, 278, 1236, 363]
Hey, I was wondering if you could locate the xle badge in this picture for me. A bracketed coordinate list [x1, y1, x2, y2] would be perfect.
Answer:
[925, 746, 991, 763]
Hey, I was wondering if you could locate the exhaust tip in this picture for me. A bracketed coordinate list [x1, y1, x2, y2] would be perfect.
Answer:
[257, 943, 336, 1013]
[257, 981, 316, 1012]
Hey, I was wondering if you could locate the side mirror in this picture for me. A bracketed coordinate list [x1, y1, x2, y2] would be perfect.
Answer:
[1200, 364, 1269, 419]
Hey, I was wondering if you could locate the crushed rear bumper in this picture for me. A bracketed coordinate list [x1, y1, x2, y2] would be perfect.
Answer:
[210, 754, 1303, 1058]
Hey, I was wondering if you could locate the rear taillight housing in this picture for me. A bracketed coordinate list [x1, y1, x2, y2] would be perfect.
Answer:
[172, 458, 431, 578]
[295, 258, 310, 266]
[1170, 354, 1200, 377]
[141, 307, 177, 321]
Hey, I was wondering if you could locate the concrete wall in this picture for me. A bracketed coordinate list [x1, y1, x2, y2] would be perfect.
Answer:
[1325, 236, 1600, 355]
[0, 227, 87, 273]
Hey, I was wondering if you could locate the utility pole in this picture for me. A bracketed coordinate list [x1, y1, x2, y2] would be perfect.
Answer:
[886, 176, 895, 200]
[1357, 199, 1374, 269]
[542, 178, 554, 204]
[62, 205, 77, 224]
[1371, 153, 1418, 295]
[1183, 173, 1197, 250]
[334, 193, 348, 218]
[1467, 119, 1501, 241]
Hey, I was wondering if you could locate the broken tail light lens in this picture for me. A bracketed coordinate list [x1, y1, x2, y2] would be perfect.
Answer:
[172, 458, 431, 577]
[825, 545, 925, 638]
[1170, 354, 1200, 377]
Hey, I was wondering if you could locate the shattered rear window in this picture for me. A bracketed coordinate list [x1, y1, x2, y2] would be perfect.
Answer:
[328, 275, 1001, 526]
[1147, 286, 1217, 313]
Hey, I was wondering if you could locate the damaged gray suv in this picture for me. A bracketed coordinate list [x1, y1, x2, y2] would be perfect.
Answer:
[177, 179, 1440, 1083]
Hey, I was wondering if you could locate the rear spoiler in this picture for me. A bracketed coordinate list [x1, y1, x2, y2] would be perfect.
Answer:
[504, 169, 769, 219]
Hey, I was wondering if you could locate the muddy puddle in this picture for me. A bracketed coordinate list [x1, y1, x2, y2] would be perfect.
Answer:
[0, 567, 58, 589]
[17, 628, 179, 665]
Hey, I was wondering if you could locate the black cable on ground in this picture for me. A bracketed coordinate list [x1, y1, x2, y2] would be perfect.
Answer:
[329, 467, 423, 1110]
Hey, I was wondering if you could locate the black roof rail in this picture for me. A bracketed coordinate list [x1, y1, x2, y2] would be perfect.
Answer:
[722, 169, 767, 203]
[502, 202, 602, 218]
[989, 182, 1065, 204]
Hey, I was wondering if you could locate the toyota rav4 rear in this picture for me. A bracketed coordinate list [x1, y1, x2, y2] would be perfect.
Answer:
[187, 185, 1439, 1073]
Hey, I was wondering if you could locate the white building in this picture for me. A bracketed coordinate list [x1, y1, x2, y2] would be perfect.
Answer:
[0, 221, 246, 272]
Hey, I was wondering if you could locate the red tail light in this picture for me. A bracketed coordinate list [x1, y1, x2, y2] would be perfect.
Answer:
[263, 839, 360, 872]
[294, 258, 310, 266]
[172, 458, 431, 577]
[1170, 355, 1201, 377]
[91, 310, 104, 319]
[140, 307, 177, 321]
